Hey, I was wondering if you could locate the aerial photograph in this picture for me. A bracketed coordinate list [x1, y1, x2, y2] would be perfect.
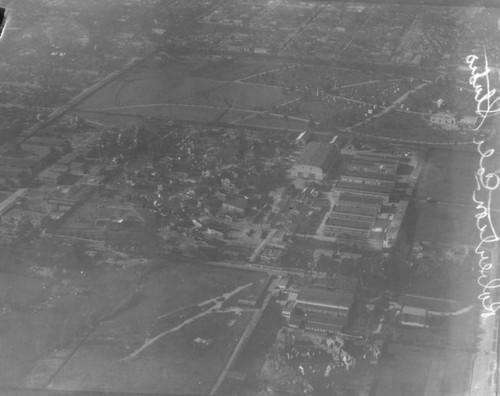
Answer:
[0, 0, 498, 395]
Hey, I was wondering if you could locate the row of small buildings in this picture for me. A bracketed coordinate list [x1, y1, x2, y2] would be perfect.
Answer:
[290, 135, 405, 250]
[325, 151, 401, 250]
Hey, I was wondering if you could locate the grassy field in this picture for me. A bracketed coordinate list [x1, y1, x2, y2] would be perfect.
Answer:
[0, 251, 268, 394]
[190, 57, 285, 82]
[45, 310, 254, 394]
[413, 205, 478, 246]
[373, 344, 471, 396]
[235, 113, 307, 131]
[416, 148, 483, 205]
[81, 104, 254, 124]
[75, 56, 289, 124]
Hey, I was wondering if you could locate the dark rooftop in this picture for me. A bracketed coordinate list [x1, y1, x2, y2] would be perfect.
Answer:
[295, 141, 337, 168]
[326, 216, 373, 230]
[297, 287, 354, 309]
[338, 193, 384, 206]
[336, 181, 395, 195]
[342, 169, 396, 182]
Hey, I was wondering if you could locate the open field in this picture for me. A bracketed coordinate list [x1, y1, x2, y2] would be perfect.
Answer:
[373, 344, 471, 396]
[0, 247, 268, 394]
[79, 105, 254, 124]
[413, 205, 478, 246]
[416, 148, 485, 206]
[411, 147, 500, 247]
[235, 113, 307, 131]
[44, 310, 254, 394]
[190, 57, 286, 82]
[75, 56, 290, 125]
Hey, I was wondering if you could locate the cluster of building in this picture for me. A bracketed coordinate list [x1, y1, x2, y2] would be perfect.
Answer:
[288, 135, 409, 251]
[290, 139, 339, 181]
[327, 149, 407, 250]
[0, 117, 122, 243]
[154, 0, 470, 70]
[281, 274, 358, 335]
[428, 111, 478, 132]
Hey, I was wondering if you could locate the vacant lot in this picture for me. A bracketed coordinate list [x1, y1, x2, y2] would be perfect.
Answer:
[190, 57, 285, 82]
[373, 344, 471, 396]
[235, 113, 307, 131]
[75, 56, 289, 124]
[413, 205, 478, 246]
[417, 148, 483, 206]
[3, 254, 267, 394]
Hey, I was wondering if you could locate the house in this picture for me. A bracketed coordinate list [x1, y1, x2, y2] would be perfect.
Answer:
[277, 275, 290, 291]
[222, 197, 248, 215]
[459, 116, 478, 130]
[429, 112, 458, 130]
[260, 247, 283, 263]
[290, 141, 339, 180]
[282, 301, 295, 319]
[204, 226, 224, 240]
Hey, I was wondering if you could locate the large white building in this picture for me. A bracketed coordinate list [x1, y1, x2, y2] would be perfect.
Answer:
[290, 141, 339, 181]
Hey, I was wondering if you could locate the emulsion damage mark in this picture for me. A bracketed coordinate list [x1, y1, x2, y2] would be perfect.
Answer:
[0, 7, 6, 39]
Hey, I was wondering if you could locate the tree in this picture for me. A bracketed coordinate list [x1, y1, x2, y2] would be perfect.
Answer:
[15, 216, 37, 241]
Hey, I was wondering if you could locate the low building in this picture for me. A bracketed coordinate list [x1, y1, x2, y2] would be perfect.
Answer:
[0, 155, 38, 175]
[347, 153, 400, 175]
[296, 288, 354, 320]
[341, 170, 396, 186]
[204, 227, 224, 240]
[2, 208, 48, 228]
[459, 116, 478, 130]
[260, 247, 283, 263]
[22, 136, 71, 154]
[277, 275, 290, 291]
[47, 184, 94, 213]
[282, 301, 295, 319]
[222, 197, 248, 215]
[0, 189, 27, 217]
[399, 306, 428, 328]
[335, 180, 394, 202]
[290, 141, 339, 180]
[324, 215, 374, 238]
[335, 193, 383, 217]
[38, 164, 69, 186]
[429, 112, 458, 130]
[304, 311, 346, 333]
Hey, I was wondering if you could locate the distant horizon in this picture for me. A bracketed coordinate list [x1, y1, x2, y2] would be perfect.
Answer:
[309, 0, 500, 8]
